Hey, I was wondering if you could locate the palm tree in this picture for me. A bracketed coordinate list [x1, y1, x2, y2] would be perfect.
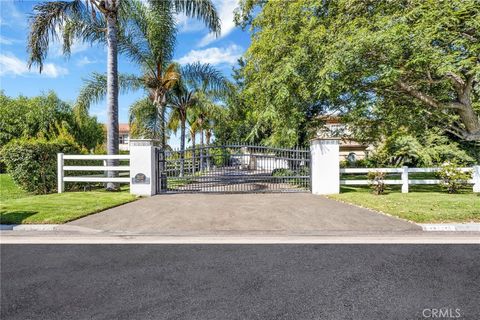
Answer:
[129, 97, 161, 140]
[186, 110, 201, 174]
[167, 62, 228, 174]
[27, 0, 131, 189]
[194, 97, 224, 170]
[75, 0, 221, 152]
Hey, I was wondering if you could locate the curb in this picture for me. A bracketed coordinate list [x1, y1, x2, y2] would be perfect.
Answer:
[0, 224, 102, 233]
[2, 224, 480, 233]
[1, 224, 60, 231]
[419, 224, 480, 232]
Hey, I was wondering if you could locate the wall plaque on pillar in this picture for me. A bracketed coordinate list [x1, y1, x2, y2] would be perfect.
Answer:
[132, 173, 150, 184]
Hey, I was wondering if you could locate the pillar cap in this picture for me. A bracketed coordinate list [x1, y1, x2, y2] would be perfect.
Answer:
[310, 137, 341, 145]
[310, 137, 342, 141]
[129, 139, 160, 147]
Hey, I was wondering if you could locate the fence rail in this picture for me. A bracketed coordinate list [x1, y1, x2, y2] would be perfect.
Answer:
[57, 153, 130, 193]
[340, 166, 480, 193]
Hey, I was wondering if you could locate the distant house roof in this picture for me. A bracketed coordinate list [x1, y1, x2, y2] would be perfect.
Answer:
[102, 123, 130, 133]
[119, 123, 130, 132]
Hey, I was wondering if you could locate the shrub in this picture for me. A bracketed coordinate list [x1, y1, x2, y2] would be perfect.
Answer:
[371, 131, 475, 167]
[1, 137, 82, 194]
[367, 170, 386, 195]
[272, 168, 294, 176]
[340, 158, 376, 168]
[0, 91, 103, 151]
[210, 147, 231, 166]
[437, 162, 471, 194]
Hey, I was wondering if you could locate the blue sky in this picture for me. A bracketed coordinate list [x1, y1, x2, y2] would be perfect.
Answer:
[0, 0, 250, 146]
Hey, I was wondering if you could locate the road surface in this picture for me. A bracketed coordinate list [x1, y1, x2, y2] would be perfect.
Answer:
[1, 244, 479, 320]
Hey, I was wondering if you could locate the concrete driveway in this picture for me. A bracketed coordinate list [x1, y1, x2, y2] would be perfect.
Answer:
[68, 193, 420, 234]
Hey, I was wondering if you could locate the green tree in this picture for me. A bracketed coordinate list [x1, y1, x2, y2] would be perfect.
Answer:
[234, 0, 480, 147]
[0, 91, 103, 150]
[167, 63, 228, 174]
[27, 0, 133, 190]
[76, 0, 221, 150]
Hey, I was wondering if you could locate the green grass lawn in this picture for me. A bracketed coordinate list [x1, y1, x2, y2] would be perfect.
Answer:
[0, 173, 28, 200]
[329, 185, 480, 223]
[0, 174, 137, 224]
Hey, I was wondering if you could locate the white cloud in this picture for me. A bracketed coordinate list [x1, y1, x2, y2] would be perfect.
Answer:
[174, 0, 239, 46]
[0, 53, 68, 78]
[0, 35, 15, 45]
[177, 44, 243, 65]
[76, 56, 99, 67]
[41, 63, 69, 78]
[50, 39, 91, 57]
[0, 1, 27, 27]
[198, 0, 238, 47]
[176, 13, 207, 33]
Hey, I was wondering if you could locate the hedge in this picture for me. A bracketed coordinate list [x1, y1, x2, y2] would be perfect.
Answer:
[1, 137, 82, 194]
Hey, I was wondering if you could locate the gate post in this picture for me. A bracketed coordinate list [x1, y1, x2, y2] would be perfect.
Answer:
[473, 165, 480, 193]
[310, 138, 340, 195]
[129, 139, 159, 196]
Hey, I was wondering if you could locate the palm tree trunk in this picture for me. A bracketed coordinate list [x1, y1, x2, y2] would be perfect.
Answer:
[199, 129, 204, 171]
[191, 131, 196, 175]
[180, 116, 186, 177]
[105, 10, 119, 191]
[206, 129, 211, 170]
[161, 104, 167, 149]
[152, 93, 167, 149]
[159, 95, 167, 149]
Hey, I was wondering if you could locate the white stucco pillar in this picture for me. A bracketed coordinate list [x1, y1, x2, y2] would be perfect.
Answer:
[310, 138, 340, 195]
[129, 139, 159, 196]
[473, 165, 480, 193]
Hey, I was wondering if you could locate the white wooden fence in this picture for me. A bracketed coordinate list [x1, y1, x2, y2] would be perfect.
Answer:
[57, 153, 130, 193]
[340, 166, 480, 193]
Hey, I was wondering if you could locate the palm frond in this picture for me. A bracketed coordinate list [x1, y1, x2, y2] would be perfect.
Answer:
[162, 63, 181, 89]
[117, 0, 155, 72]
[75, 72, 144, 114]
[129, 97, 161, 139]
[170, 0, 221, 36]
[28, 0, 93, 71]
[117, 0, 177, 74]
[167, 107, 182, 133]
[146, 1, 177, 68]
[181, 62, 230, 97]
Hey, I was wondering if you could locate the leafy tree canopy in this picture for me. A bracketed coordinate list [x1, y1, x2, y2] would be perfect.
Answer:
[232, 0, 480, 149]
[0, 91, 103, 150]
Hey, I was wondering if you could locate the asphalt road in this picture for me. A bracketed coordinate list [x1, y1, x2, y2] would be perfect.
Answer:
[1, 245, 479, 320]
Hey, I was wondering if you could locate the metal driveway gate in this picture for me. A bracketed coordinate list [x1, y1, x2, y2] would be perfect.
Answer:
[156, 145, 310, 193]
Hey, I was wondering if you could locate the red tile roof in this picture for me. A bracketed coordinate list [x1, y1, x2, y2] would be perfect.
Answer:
[102, 123, 130, 133]
[119, 123, 130, 132]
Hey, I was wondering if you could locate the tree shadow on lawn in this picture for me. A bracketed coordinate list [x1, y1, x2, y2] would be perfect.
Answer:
[0, 210, 38, 224]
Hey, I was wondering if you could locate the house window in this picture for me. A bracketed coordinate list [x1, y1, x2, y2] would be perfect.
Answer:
[119, 134, 129, 145]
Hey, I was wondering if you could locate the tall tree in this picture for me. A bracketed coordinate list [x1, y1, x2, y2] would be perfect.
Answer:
[27, 0, 131, 190]
[167, 62, 228, 174]
[76, 0, 221, 150]
[234, 0, 480, 147]
[190, 94, 224, 170]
